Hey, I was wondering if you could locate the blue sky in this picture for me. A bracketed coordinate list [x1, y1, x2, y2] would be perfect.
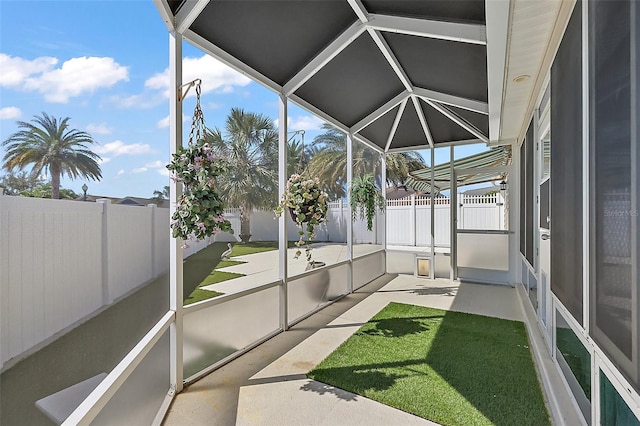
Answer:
[0, 1, 488, 199]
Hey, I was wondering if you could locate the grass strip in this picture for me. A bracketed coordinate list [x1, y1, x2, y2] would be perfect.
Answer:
[183, 241, 279, 305]
[308, 302, 550, 426]
[229, 241, 279, 256]
[216, 259, 245, 269]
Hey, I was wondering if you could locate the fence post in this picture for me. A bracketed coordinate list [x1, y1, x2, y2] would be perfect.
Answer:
[97, 199, 111, 305]
[148, 204, 157, 278]
[410, 194, 416, 246]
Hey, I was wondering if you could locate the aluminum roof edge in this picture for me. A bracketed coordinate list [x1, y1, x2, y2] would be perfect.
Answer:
[485, 0, 511, 143]
[154, 0, 176, 32]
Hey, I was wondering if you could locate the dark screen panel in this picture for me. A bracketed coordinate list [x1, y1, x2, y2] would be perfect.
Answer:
[525, 121, 535, 266]
[550, 2, 583, 323]
[540, 179, 550, 230]
[591, 0, 635, 381]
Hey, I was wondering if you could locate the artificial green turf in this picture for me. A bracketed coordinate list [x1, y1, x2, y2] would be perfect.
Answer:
[183, 288, 224, 305]
[216, 259, 245, 269]
[199, 270, 244, 286]
[184, 270, 244, 306]
[228, 241, 279, 256]
[183, 241, 277, 306]
[183, 242, 231, 299]
[308, 302, 550, 426]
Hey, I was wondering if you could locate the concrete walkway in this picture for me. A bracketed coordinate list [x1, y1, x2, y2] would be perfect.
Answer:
[163, 274, 555, 426]
[202, 244, 383, 294]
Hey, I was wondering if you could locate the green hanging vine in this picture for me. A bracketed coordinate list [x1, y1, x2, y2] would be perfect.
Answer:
[350, 173, 385, 231]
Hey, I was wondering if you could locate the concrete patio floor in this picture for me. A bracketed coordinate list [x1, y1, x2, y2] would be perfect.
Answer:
[202, 243, 448, 295]
[164, 273, 582, 426]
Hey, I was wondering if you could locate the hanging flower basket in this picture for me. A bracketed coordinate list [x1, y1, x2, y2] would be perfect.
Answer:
[350, 173, 385, 231]
[275, 174, 328, 262]
[166, 80, 233, 245]
[288, 202, 315, 224]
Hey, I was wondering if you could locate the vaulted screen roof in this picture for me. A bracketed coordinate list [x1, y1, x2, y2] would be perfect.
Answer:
[157, 0, 490, 153]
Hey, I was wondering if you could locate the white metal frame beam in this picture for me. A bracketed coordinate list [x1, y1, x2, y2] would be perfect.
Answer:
[485, 0, 511, 143]
[384, 98, 407, 152]
[414, 87, 488, 114]
[351, 91, 409, 134]
[346, 133, 354, 293]
[168, 31, 184, 395]
[368, 27, 413, 92]
[278, 94, 289, 330]
[386, 138, 483, 153]
[411, 95, 435, 148]
[183, 29, 282, 94]
[153, 0, 176, 32]
[175, 0, 210, 34]
[369, 14, 487, 45]
[348, 0, 414, 94]
[64, 312, 175, 425]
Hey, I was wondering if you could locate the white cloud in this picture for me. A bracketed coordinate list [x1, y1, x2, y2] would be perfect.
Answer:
[274, 115, 325, 132]
[86, 123, 112, 135]
[0, 106, 22, 120]
[94, 140, 152, 156]
[110, 92, 164, 109]
[145, 55, 251, 99]
[288, 115, 325, 131]
[0, 54, 58, 87]
[156, 113, 188, 129]
[116, 169, 125, 176]
[98, 157, 111, 164]
[144, 160, 165, 168]
[131, 160, 165, 174]
[157, 168, 171, 177]
[0, 54, 128, 103]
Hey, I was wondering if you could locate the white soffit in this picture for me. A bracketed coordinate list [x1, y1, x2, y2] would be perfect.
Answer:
[500, 0, 566, 142]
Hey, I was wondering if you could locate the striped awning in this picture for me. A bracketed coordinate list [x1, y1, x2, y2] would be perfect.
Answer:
[406, 147, 511, 194]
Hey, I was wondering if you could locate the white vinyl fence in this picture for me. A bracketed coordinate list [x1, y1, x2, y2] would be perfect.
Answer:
[386, 193, 505, 247]
[215, 193, 504, 248]
[0, 192, 502, 368]
[0, 195, 171, 368]
[213, 200, 384, 245]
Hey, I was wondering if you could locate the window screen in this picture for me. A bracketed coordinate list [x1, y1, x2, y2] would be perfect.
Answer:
[519, 119, 535, 268]
[540, 179, 550, 230]
[590, 0, 637, 387]
[525, 122, 534, 266]
[550, 1, 583, 323]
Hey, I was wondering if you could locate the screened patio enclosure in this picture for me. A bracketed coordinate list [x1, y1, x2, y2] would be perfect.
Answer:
[53, 0, 640, 425]
[157, 0, 516, 394]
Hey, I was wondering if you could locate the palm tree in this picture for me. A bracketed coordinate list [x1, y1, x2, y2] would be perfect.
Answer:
[1, 113, 102, 199]
[306, 124, 427, 199]
[205, 108, 279, 242]
[152, 185, 170, 205]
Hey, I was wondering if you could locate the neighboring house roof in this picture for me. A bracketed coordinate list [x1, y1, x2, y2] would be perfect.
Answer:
[385, 185, 426, 200]
[74, 194, 120, 203]
[75, 195, 169, 208]
[461, 185, 499, 196]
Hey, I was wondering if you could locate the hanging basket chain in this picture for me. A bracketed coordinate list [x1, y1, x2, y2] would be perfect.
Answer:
[167, 78, 234, 244]
[187, 81, 206, 146]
